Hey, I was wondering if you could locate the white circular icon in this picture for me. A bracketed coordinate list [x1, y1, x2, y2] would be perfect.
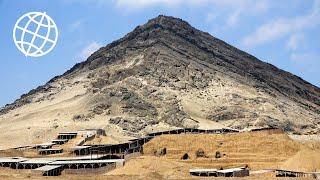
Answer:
[13, 12, 58, 57]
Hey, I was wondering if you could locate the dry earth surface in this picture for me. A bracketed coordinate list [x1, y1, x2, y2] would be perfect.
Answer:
[1, 131, 320, 179]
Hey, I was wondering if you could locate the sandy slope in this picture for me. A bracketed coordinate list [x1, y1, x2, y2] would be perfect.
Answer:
[281, 149, 320, 172]
[0, 77, 109, 149]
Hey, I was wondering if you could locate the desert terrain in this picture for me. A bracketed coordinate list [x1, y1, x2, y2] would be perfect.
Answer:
[0, 130, 320, 179]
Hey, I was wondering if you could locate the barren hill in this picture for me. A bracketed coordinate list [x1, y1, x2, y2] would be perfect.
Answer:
[0, 15, 319, 149]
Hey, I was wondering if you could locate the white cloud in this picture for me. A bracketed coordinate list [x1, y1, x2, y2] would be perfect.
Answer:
[74, 0, 269, 29]
[242, 0, 320, 47]
[69, 20, 83, 32]
[115, 0, 269, 12]
[226, 11, 241, 27]
[224, 1, 268, 27]
[253, 1, 269, 13]
[205, 12, 217, 23]
[286, 34, 304, 51]
[204, 1, 269, 32]
[79, 42, 101, 60]
[115, 0, 184, 9]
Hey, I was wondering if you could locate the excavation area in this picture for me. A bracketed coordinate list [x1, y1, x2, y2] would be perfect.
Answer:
[1, 128, 320, 179]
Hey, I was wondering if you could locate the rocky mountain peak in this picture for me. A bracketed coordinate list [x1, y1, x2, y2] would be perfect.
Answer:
[99, 15, 213, 53]
[139, 15, 194, 32]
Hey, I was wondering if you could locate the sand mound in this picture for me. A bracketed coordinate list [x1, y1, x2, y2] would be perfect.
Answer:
[281, 149, 320, 172]
[106, 156, 192, 179]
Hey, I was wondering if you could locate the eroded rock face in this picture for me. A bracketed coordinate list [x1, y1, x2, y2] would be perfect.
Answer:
[109, 117, 157, 133]
[1, 15, 319, 136]
[207, 106, 258, 121]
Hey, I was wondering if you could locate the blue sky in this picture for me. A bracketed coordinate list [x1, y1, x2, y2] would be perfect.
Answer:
[0, 0, 319, 107]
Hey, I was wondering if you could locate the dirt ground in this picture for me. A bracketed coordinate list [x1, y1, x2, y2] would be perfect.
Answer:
[143, 131, 301, 170]
[1, 131, 320, 179]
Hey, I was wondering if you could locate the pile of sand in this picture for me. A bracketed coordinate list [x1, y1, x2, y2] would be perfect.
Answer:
[106, 156, 192, 179]
[281, 149, 320, 172]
